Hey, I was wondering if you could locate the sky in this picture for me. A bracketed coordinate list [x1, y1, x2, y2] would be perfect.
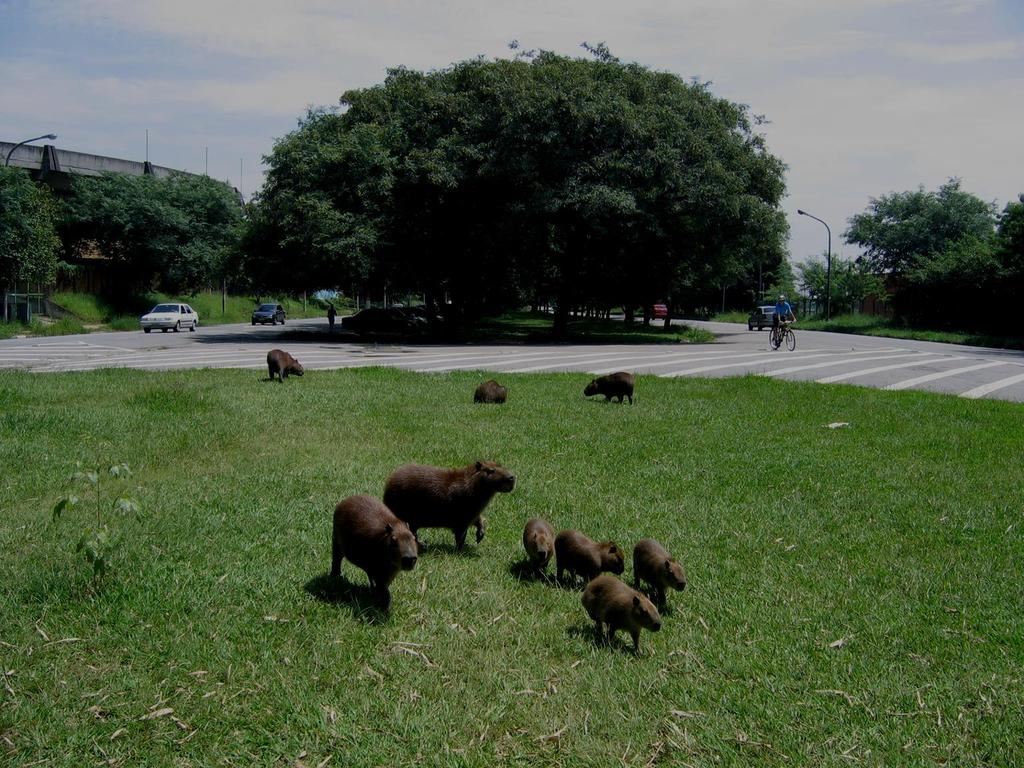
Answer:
[2, 0, 1022, 265]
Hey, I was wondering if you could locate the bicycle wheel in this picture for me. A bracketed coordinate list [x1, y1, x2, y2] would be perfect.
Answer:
[768, 327, 780, 350]
[785, 328, 796, 351]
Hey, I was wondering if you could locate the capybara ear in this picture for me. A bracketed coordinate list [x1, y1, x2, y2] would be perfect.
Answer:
[632, 595, 640, 607]
[665, 559, 672, 571]
[475, 461, 484, 471]
[385, 523, 393, 535]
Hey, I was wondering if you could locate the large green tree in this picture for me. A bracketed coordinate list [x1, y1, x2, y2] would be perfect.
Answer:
[62, 172, 243, 293]
[250, 47, 788, 332]
[844, 180, 1000, 328]
[796, 255, 883, 316]
[0, 167, 61, 302]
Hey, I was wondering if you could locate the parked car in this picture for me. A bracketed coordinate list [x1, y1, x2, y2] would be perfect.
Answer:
[251, 303, 287, 326]
[652, 303, 669, 319]
[140, 303, 199, 333]
[748, 305, 775, 331]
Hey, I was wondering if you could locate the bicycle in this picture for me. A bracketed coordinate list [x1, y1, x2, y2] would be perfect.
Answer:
[768, 320, 796, 351]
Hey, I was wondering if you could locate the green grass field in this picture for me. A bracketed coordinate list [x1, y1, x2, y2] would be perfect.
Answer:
[1, 368, 1021, 766]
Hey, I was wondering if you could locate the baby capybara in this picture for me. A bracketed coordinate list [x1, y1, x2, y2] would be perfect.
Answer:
[383, 461, 516, 551]
[267, 348, 304, 382]
[633, 538, 687, 609]
[583, 371, 634, 404]
[554, 529, 626, 586]
[523, 518, 555, 576]
[331, 494, 417, 610]
[474, 380, 507, 404]
[582, 574, 662, 653]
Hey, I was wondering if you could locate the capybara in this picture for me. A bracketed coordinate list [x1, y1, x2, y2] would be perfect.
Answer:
[331, 494, 417, 610]
[383, 461, 516, 551]
[584, 372, 634, 404]
[554, 529, 626, 585]
[474, 380, 507, 404]
[633, 538, 687, 609]
[523, 518, 555, 576]
[582, 574, 662, 653]
[267, 348, 304, 382]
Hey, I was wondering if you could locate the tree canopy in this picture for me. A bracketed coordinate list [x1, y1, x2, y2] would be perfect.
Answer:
[62, 172, 244, 294]
[844, 180, 1022, 331]
[0, 167, 61, 290]
[248, 48, 789, 331]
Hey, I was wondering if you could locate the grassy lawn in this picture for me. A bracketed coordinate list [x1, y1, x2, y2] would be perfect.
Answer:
[1, 368, 1021, 766]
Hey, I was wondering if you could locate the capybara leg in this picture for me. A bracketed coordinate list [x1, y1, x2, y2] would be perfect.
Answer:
[627, 394, 633, 405]
[594, 621, 604, 643]
[330, 549, 343, 579]
[631, 630, 641, 654]
[474, 515, 486, 543]
[557, 565, 565, 583]
[657, 587, 666, 609]
[604, 395, 611, 402]
[454, 527, 468, 551]
[377, 586, 392, 611]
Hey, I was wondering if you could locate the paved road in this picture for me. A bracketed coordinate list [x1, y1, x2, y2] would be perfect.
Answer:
[2, 318, 1023, 402]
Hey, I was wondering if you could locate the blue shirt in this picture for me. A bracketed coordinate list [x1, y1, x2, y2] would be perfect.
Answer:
[775, 301, 792, 318]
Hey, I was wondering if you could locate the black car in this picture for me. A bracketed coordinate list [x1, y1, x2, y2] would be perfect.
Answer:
[748, 305, 775, 331]
[252, 303, 286, 325]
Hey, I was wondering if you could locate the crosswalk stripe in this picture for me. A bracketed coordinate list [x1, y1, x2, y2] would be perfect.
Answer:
[960, 371, 1024, 399]
[662, 351, 847, 377]
[815, 356, 965, 384]
[883, 361, 1009, 390]
[762, 351, 925, 377]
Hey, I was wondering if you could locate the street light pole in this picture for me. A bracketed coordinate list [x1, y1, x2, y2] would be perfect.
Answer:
[5, 134, 58, 167]
[797, 209, 832, 320]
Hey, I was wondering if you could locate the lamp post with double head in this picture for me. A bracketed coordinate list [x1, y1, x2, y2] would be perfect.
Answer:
[5, 134, 58, 167]
[797, 209, 832, 320]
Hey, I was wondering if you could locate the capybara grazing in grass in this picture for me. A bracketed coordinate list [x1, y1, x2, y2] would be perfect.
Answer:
[523, 518, 555, 576]
[633, 538, 687, 609]
[331, 494, 418, 610]
[583, 372, 634, 404]
[383, 461, 516, 551]
[554, 529, 625, 585]
[474, 380, 507, 404]
[582, 574, 662, 653]
[267, 348, 304, 382]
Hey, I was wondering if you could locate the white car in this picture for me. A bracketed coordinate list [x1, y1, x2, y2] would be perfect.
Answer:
[140, 303, 199, 333]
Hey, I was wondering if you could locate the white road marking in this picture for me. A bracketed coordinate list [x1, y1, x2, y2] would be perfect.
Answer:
[662, 351, 848, 377]
[762, 351, 925, 377]
[883, 361, 1010, 391]
[960, 371, 1024, 399]
[815, 356, 966, 384]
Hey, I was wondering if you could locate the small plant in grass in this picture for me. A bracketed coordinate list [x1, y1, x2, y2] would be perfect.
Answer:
[51, 462, 141, 581]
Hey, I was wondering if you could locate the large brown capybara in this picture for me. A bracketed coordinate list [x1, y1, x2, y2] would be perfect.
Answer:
[633, 538, 687, 609]
[523, 518, 555, 576]
[554, 529, 626, 586]
[474, 380, 508, 404]
[267, 348, 304, 382]
[582, 574, 662, 653]
[584, 372, 634, 404]
[331, 494, 418, 610]
[383, 461, 516, 552]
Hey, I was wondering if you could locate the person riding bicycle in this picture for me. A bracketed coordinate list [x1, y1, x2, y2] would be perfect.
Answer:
[773, 294, 796, 332]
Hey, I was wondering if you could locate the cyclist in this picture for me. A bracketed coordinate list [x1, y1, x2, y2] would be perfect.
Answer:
[772, 294, 796, 346]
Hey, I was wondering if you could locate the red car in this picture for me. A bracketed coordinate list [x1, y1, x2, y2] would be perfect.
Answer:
[652, 304, 668, 319]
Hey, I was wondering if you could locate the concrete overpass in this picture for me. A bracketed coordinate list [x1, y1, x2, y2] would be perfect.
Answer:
[1, 140, 237, 198]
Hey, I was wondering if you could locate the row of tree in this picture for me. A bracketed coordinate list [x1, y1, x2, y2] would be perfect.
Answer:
[245, 46, 789, 331]
[1, 165, 244, 300]
[843, 179, 1022, 332]
[4, 49, 1020, 336]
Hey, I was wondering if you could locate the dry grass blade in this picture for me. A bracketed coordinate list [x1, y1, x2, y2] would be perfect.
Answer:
[536, 725, 568, 743]
[139, 707, 174, 720]
[815, 689, 857, 706]
[389, 644, 436, 667]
